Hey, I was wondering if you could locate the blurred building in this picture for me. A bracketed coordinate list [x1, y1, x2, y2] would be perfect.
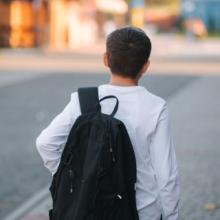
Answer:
[0, 0, 128, 49]
[144, 0, 180, 32]
[181, 0, 220, 32]
[49, 0, 98, 49]
[0, 0, 48, 47]
[130, 0, 145, 28]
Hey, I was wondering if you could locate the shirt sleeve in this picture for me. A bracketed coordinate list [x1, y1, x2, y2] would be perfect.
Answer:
[35, 93, 79, 176]
[149, 102, 180, 220]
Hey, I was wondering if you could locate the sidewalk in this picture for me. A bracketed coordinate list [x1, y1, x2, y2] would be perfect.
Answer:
[1, 33, 220, 59]
[0, 34, 220, 75]
[150, 34, 220, 60]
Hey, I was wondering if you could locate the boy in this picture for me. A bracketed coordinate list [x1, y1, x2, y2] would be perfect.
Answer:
[36, 26, 180, 220]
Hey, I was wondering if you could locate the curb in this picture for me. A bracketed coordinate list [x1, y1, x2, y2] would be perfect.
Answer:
[3, 184, 51, 220]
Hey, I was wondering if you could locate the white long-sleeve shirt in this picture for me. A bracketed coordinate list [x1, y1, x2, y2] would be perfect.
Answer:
[36, 84, 180, 220]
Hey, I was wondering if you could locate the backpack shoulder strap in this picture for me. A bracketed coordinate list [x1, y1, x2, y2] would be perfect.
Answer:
[78, 87, 101, 114]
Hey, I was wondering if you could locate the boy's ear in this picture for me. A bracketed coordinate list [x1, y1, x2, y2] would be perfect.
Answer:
[103, 52, 109, 67]
[136, 60, 150, 80]
[140, 60, 150, 76]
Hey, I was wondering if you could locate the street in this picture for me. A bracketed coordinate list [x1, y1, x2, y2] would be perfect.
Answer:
[0, 40, 220, 219]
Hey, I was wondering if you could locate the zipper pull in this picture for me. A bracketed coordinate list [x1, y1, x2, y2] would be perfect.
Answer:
[70, 185, 73, 193]
[69, 169, 74, 193]
[108, 133, 115, 162]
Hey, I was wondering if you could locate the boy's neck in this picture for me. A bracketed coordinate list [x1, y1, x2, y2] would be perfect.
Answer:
[109, 73, 138, 86]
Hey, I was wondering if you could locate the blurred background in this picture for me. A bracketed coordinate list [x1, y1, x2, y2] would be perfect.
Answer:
[0, 0, 220, 48]
[0, 0, 220, 220]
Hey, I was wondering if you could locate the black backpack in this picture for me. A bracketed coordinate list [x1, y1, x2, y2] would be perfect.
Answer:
[48, 87, 139, 220]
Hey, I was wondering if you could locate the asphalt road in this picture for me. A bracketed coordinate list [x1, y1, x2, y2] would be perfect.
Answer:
[0, 72, 220, 220]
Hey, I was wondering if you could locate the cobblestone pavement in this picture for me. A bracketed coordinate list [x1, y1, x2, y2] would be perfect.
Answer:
[1, 70, 220, 220]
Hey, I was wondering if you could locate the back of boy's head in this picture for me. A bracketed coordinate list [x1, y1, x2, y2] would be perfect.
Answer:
[106, 26, 151, 79]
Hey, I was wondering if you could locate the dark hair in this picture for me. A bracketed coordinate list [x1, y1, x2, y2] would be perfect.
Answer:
[106, 26, 151, 79]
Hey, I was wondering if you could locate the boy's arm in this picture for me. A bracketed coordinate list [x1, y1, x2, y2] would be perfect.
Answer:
[149, 102, 180, 220]
[36, 93, 79, 176]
